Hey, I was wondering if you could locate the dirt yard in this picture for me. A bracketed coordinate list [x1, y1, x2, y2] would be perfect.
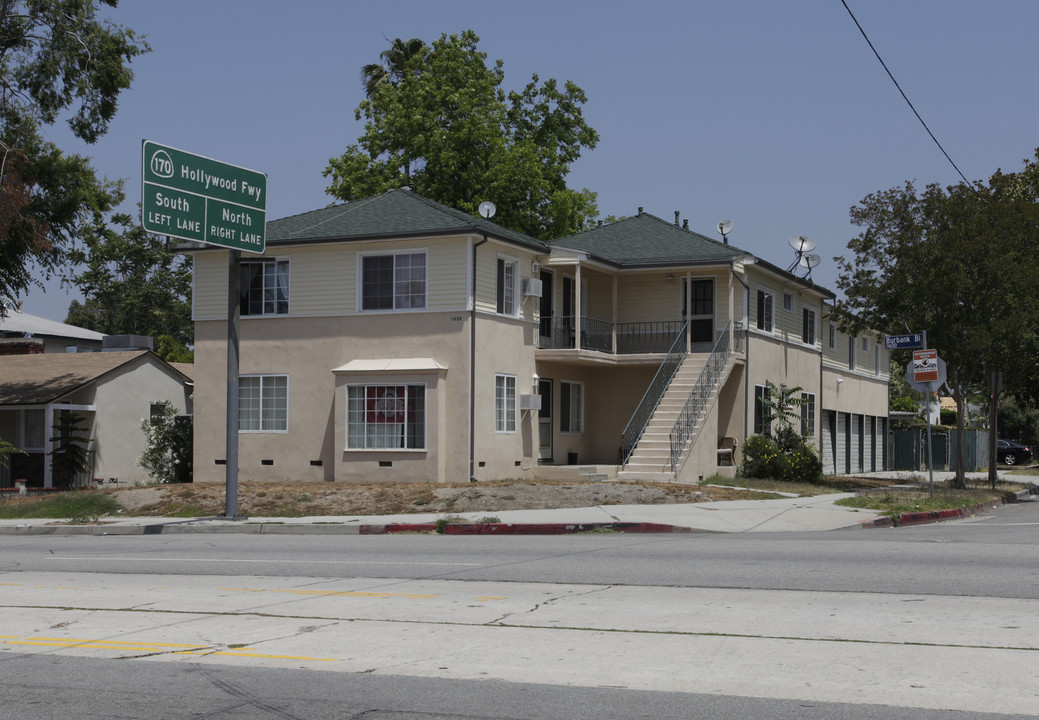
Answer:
[109, 479, 775, 518]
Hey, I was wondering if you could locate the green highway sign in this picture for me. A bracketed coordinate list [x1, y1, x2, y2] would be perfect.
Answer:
[142, 140, 267, 253]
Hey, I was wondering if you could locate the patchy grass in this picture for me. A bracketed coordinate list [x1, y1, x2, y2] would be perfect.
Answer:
[721, 474, 902, 497]
[0, 490, 120, 521]
[835, 478, 1021, 517]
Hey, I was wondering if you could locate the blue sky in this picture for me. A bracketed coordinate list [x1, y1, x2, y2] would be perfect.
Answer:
[25, 1, 1039, 322]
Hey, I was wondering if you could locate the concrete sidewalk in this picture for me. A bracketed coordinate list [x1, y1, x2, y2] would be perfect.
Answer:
[1, 471, 1034, 536]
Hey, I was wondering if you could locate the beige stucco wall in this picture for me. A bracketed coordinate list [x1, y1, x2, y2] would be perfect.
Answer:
[532, 361, 657, 466]
[193, 307, 539, 484]
[92, 357, 191, 484]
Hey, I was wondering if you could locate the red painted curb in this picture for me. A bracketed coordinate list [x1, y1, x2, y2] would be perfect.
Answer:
[361, 521, 689, 535]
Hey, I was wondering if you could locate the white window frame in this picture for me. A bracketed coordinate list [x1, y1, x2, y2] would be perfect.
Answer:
[875, 344, 882, 376]
[828, 322, 837, 351]
[802, 307, 816, 346]
[849, 336, 857, 370]
[496, 254, 519, 316]
[753, 384, 770, 436]
[358, 249, 428, 312]
[862, 336, 870, 352]
[346, 383, 427, 450]
[495, 374, 517, 433]
[239, 374, 289, 433]
[241, 257, 290, 317]
[783, 292, 793, 312]
[756, 289, 774, 332]
[801, 391, 816, 437]
[560, 380, 584, 434]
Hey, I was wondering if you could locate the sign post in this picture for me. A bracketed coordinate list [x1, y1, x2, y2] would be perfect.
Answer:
[907, 344, 946, 498]
[142, 141, 267, 518]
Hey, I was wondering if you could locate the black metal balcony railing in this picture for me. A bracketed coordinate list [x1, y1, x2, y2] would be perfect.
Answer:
[538, 317, 687, 355]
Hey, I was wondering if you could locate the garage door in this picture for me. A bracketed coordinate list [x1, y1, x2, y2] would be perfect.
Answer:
[821, 410, 835, 475]
[864, 417, 875, 472]
[875, 417, 886, 471]
[850, 414, 862, 472]
[836, 412, 847, 475]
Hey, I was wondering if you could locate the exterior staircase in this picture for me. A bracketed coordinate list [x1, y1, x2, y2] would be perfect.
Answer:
[619, 355, 708, 480]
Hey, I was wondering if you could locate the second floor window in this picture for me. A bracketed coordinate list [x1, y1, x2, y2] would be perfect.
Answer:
[496, 257, 518, 315]
[361, 252, 427, 310]
[756, 290, 774, 332]
[241, 259, 289, 316]
[802, 308, 816, 345]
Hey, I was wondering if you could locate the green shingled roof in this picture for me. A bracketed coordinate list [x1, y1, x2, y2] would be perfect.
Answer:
[265, 189, 547, 251]
[551, 211, 747, 266]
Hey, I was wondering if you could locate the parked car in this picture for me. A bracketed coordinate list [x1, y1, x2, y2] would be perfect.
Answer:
[996, 439, 1033, 466]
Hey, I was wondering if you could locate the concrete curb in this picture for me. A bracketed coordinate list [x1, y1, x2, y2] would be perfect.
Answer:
[367, 521, 691, 535]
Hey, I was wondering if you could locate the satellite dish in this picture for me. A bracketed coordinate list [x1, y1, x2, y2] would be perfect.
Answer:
[478, 201, 496, 219]
[787, 234, 817, 253]
[717, 219, 734, 235]
[799, 253, 821, 269]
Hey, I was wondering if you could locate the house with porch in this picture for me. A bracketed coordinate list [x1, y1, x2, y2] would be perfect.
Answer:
[0, 350, 193, 488]
[187, 189, 889, 484]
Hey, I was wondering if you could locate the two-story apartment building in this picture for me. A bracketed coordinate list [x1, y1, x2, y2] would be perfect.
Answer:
[188, 189, 889, 485]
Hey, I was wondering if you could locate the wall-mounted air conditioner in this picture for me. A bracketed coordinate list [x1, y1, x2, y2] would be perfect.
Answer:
[519, 394, 542, 411]
[521, 278, 543, 298]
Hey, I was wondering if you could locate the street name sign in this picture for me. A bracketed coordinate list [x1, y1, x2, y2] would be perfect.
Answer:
[884, 333, 924, 350]
[142, 140, 267, 253]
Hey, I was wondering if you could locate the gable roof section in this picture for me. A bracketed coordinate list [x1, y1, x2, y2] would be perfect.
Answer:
[551, 212, 746, 267]
[262, 189, 548, 252]
[0, 350, 186, 406]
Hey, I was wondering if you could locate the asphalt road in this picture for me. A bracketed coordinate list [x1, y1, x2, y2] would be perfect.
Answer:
[1, 500, 1037, 719]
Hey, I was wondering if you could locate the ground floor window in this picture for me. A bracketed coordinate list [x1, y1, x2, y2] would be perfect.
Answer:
[239, 375, 288, 432]
[347, 384, 426, 449]
[495, 374, 517, 433]
[560, 381, 584, 433]
[800, 391, 816, 437]
[753, 385, 769, 435]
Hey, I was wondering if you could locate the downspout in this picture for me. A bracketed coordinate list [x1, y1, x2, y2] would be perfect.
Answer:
[730, 262, 751, 442]
[469, 233, 488, 483]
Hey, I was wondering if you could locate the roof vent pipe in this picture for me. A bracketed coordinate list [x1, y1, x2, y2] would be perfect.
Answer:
[638, 206, 644, 215]
[683, 219, 689, 230]
[675, 211, 680, 226]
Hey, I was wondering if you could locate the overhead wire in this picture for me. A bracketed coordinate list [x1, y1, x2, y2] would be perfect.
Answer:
[840, 0, 974, 187]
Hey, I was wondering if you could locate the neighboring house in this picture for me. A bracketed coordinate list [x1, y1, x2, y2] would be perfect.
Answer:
[0, 351, 192, 487]
[187, 189, 890, 485]
[0, 302, 106, 353]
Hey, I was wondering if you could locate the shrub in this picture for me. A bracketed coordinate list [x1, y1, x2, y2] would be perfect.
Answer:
[741, 433, 822, 483]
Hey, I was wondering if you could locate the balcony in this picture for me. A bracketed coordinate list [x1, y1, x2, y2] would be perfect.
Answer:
[538, 317, 685, 355]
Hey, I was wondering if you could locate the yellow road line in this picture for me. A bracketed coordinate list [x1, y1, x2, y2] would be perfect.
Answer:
[3, 637, 334, 662]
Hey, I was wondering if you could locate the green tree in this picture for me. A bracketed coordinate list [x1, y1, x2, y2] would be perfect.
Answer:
[65, 211, 193, 358]
[0, 1, 148, 311]
[326, 30, 599, 241]
[834, 165, 1039, 487]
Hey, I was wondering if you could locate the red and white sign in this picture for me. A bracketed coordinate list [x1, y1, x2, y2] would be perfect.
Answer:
[912, 349, 939, 383]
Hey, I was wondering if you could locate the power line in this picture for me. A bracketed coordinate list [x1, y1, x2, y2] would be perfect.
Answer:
[841, 0, 973, 186]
